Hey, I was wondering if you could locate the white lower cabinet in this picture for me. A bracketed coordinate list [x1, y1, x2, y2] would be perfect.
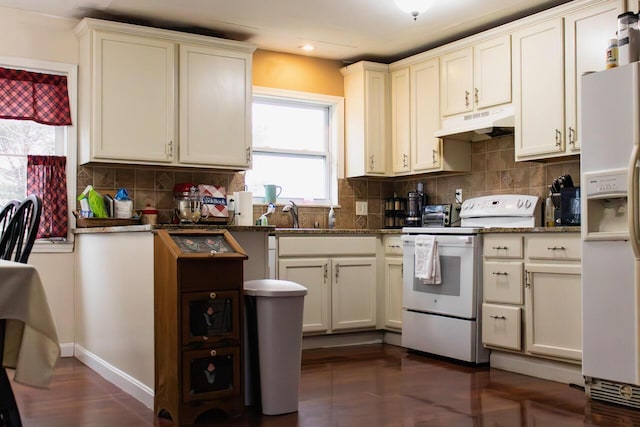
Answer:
[277, 235, 378, 334]
[383, 235, 403, 330]
[482, 232, 581, 364]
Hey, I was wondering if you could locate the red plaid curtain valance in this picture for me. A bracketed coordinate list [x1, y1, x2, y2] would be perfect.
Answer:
[27, 155, 68, 238]
[0, 67, 72, 126]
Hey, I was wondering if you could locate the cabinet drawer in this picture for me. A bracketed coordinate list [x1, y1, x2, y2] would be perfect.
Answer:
[181, 290, 240, 345]
[383, 235, 403, 256]
[527, 234, 581, 261]
[484, 235, 524, 259]
[483, 261, 523, 304]
[178, 259, 244, 291]
[278, 236, 377, 256]
[482, 303, 521, 351]
[182, 346, 240, 403]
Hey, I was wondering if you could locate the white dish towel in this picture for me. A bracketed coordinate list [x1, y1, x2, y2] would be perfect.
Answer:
[414, 235, 441, 285]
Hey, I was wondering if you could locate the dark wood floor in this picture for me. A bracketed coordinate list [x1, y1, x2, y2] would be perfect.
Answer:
[9, 344, 640, 426]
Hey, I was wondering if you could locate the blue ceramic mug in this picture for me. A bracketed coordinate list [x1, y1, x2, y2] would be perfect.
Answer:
[264, 184, 282, 204]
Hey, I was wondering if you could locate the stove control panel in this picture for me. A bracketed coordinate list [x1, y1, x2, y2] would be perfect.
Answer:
[460, 195, 540, 227]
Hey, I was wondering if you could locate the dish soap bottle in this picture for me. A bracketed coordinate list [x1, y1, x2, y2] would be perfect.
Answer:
[328, 206, 336, 229]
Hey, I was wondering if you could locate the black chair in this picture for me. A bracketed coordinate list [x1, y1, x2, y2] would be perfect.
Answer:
[0, 201, 20, 240]
[0, 195, 42, 264]
[0, 195, 42, 427]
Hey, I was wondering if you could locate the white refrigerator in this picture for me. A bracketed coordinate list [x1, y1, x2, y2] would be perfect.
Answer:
[581, 62, 640, 408]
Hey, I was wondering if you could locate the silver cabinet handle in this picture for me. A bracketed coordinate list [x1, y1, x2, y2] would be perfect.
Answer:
[568, 127, 576, 147]
[369, 155, 375, 171]
[555, 129, 562, 147]
[525, 269, 531, 288]
[492, 246, 508, 250]
[492, 272, 508, 276]
[166, 140, 173, 159]
[387, 244, 401, 249]
[432, 149, 438, 164]
[246, 147, 252, 162]
[490, 315, 506, 320]
[335, 263, 340, 280]
[323, 264, 328, 280]
[547, 246, 566, 250]
[474, 88, 479, 105]
[465, 90, 470, 107]
[403, 154, 408, 168]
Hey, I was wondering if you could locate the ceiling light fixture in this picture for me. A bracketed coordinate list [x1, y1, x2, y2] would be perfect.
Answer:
[394, 0, 433, 21]
[300, 44, 315, 51]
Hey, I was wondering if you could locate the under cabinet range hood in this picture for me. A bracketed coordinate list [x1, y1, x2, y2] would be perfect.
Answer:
[434, 105, 514, 142]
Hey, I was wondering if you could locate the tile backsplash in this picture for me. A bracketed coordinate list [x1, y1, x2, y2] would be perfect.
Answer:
[78, 135, 580, 229]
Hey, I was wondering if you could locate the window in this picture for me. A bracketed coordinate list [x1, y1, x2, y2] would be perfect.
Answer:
[245, 87, 343, 206]
[0, 57, 77, 246]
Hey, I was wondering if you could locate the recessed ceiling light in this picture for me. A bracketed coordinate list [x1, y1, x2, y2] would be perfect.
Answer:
[300, 44, 315, 51]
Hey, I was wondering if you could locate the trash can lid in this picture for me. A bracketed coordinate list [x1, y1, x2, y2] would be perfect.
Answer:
[243, 279, 308, 297]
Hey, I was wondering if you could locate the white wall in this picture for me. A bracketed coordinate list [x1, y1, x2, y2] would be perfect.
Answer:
[0, 7, 80, 352]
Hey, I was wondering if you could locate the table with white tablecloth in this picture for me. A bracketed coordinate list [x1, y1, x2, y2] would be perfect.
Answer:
[0, 259, 59, 387]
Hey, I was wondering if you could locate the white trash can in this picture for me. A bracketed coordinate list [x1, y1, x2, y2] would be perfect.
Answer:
[244, 279, 307, 415]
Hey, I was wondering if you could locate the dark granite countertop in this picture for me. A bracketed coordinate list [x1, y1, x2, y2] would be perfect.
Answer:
[74, 224, 580, 235]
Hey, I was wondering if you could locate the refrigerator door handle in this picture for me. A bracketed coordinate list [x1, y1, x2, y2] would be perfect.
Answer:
[629, 143, 640, 259]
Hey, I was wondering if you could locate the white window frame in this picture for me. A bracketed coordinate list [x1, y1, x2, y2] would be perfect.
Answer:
[251, 86, 344, 207]
[0, 56, 78, 252]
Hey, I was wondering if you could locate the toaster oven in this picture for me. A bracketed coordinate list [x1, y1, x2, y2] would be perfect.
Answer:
[421, 204, 460, 227]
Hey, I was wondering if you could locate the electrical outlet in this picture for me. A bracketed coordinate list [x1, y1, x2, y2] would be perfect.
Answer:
[455, 189, 463, 204]
[356, 201, 368, 216]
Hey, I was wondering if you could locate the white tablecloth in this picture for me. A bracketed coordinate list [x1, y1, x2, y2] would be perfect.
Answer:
[0, 259, 59, 388]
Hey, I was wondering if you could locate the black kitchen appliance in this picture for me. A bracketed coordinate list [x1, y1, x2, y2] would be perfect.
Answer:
[549, 174, 580, 226]
[406, 183, 426, 227]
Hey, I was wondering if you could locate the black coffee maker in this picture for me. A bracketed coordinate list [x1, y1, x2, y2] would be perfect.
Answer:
[549, 175, 580, 226]
[406, 182, 427, 227]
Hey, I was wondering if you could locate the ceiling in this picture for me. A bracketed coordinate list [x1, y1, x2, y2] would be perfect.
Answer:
[0, 0, 571, 63]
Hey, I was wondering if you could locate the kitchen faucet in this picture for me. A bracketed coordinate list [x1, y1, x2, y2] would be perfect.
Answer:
[282, 200, 299, 228]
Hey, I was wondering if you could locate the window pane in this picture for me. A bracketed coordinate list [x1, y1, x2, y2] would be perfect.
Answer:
[253, 101, 327, 151]
[246, 153, 327, 201]
[0, 120, 56, 205]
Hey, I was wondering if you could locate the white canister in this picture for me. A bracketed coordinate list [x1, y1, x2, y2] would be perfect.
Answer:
[618, 12, 639, 65]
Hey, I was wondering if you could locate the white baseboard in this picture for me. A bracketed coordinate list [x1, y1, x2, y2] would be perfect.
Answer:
[74, 344, 154, 409]
[302, 331, 384, 350]
[490, 350, 584, 386]
[383, 330, 402, 347]
[59, 342, 74, 358]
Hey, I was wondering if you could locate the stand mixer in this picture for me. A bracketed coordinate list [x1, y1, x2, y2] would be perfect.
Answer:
[173, 183, 202, 223]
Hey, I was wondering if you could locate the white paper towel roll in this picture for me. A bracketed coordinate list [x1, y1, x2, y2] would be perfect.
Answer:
[235, 191, 253, 226]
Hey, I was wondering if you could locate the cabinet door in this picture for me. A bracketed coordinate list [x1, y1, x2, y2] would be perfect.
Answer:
[474, 35, 511, 109]
[482, 303, 522, 351]
[391, 68, 411, 174]
[365, 70, 389, 175]
[525, 263, 582, 361]
[384, 257, 403, 330]
[484, 261, 524, 305]
[332, 257, 377, 331]
[513, 18, 565, 160]
[564, 0, 623, 153]
[93, 30, 176, 162]
[440, 47, 473, 116]
[278, 258, 330, 333]
[179, 44, 251, 169]
[411, 58, 441, 172]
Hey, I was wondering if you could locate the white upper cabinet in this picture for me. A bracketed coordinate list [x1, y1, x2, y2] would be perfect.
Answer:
[390, 68, 411, 174]
[514, 0, 622, 161]
[390, 58, 470, 175]
[513, 18, 565, 160]
[564, 0, 623, 154]
[342, 61, 390, 177]
[473, 35, 512, 110]
[440, 35, 511, 117]
[179, 44, 252, 168]
[75, 18, 255, 169]
[79, 29, 177, 163]
[440, 47, 473, 116]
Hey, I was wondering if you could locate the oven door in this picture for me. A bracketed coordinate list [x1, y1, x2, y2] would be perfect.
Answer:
[401, 234, 480, 319]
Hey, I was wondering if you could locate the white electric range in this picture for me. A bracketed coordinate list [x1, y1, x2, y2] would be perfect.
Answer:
[401, 195, 541, 364]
